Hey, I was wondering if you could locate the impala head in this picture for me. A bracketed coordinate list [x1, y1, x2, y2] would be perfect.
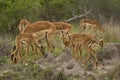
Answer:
[93, 36, 103, 48]
[99, 39, 103, 47]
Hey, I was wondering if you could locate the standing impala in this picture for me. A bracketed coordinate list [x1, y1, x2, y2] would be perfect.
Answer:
[80, 18, 105, 33]
[62, 32, 103, 67]
[80, 18, 105, 43]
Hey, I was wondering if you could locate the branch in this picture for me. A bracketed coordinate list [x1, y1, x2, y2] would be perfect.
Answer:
[64, 15, 85, 23]
[64, 7, 93, 23]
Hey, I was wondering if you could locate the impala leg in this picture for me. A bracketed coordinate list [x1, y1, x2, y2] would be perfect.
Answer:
[19, 43, 23, 63]
[39, 45, 46, 58]
[78, 43, 85, 65]
[46, 32, 55, 52]
[78, 44, 82, 60]
[76, 43, 79, 61]
[14, 50, 19, 64]
[35, 46, 39, 58]
[72, 43, 76, 60]
[91, 48, 98, 67]
[32, 34, 41, 59]
[25, 44, 29, 64]
[72, 47, 77, 61]
[12, 40, 22, 64]
[35, 40, 46, 58]
[18, 50, 22, 63]
[16, 36, 23, 63]
[84, 47, 91, 66]
[31, 45, 38, 60]
[31, 45, 35, 59]
[72, 42, 79, 61]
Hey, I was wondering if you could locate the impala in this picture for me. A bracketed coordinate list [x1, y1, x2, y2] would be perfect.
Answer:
[18, 18, 56, 52]
[80, 18, 105, 32]
[62, 32, 103, 67]
[22, 20, 56, 52]
[11, 33, 45, 64]
[52, 22, 73, 36]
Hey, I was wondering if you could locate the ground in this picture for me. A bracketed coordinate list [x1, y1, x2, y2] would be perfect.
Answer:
[0, 43, 120, 80]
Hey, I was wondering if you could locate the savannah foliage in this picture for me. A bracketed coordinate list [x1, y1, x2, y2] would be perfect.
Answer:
[0, 0, 120, 34]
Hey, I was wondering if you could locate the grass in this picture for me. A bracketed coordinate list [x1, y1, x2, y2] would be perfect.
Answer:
[1, 56, 120, 80]
[104, 23, 120, 42]
[0, 56, 72, 80]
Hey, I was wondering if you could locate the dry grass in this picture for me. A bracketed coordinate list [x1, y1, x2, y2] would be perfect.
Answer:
[0, 34, 14, 56]
[103, 23, 120, 42]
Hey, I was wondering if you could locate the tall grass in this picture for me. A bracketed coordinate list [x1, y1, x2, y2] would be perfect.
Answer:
[104, 23, 120, 42]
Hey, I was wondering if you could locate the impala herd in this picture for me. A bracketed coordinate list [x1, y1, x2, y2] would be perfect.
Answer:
[11, 18, 105, 68]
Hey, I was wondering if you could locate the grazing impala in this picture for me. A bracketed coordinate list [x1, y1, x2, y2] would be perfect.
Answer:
[11, 33, 45, 64]
[62, 32, 103, 67]
[80, 18, 105, 33]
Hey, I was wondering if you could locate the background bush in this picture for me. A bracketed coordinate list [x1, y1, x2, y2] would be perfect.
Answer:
[0, 0, 120, 34]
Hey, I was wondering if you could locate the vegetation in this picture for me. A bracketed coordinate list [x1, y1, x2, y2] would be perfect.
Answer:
[0, 0, 120, 34]
[0, 0, 120, 80]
